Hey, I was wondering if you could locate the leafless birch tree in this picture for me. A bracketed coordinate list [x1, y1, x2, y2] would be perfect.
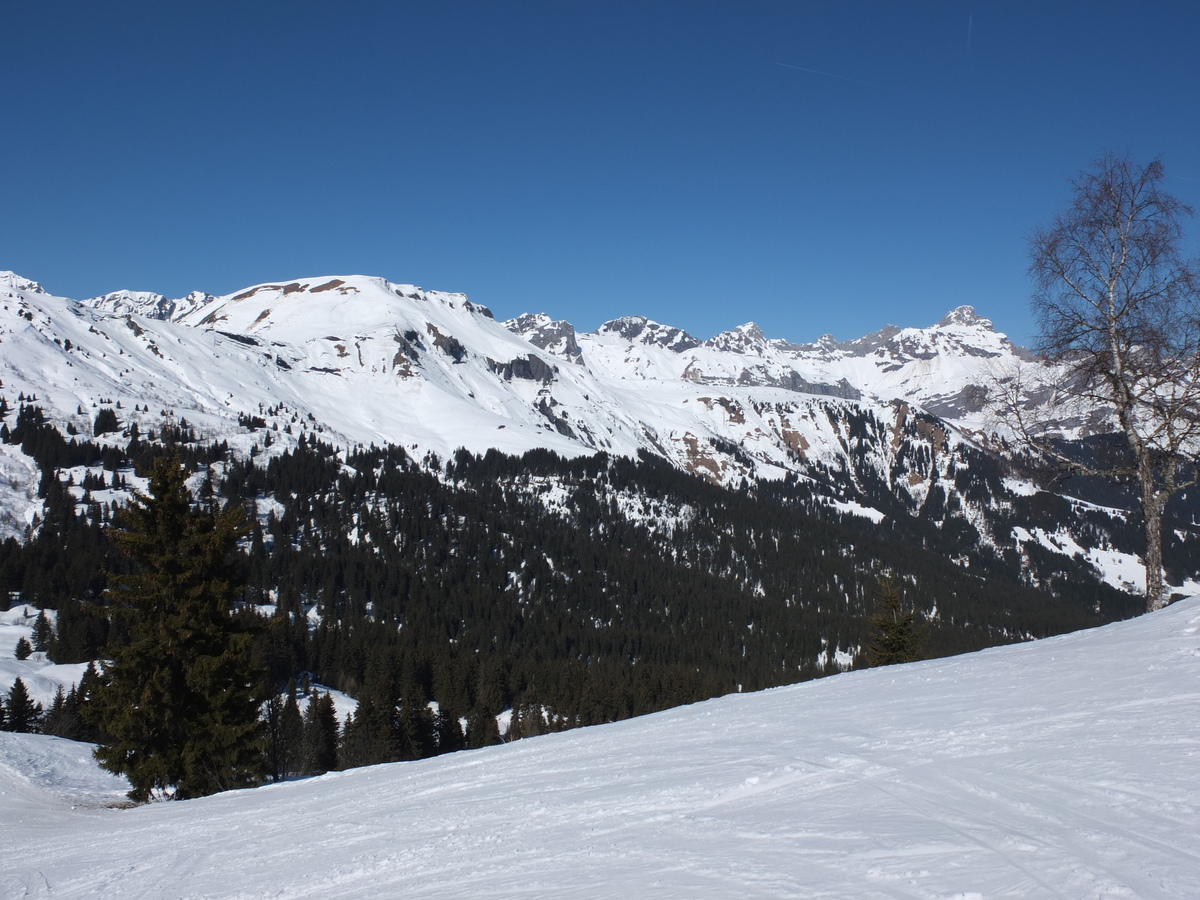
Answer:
[998, 154, 1200, 611]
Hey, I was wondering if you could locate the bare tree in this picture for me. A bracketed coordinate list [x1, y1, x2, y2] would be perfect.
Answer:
[997, 154, 1200, 611]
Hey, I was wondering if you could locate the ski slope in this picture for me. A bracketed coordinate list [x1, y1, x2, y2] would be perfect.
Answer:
[3, 599, 1199, 898]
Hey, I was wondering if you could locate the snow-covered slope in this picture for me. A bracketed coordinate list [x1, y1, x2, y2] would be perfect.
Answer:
[3, 597, 1199, 898]
[1, 271, 619, 464]
[0, 606, 87, 708]
[0, 270, 1036, 490]
[0, 269, 1171, 590]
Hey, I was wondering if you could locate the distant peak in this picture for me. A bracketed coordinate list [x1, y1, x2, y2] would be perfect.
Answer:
[0, 271, 46, 294]
[937, 306, 992, 329]
[733, 322, 766, 340]
[82, 287, 215, 323]
[506, 313, 583, 362]
[597, 316, 701, 352]
[597, 315, 649, 334]
[505, 312, 556, 331]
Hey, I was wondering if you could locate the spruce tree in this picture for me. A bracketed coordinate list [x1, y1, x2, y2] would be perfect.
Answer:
[32, 611, 53, 653]
[338, 692, 399, 768]
[300, 691, 338, 775]
[41, 685, 82, 740]
[88, 455, 266, 801]
[263, 685, 305, 781]
[466, 709, 501, 749]
[4, 678, 41, 733]
[280, 689, 304, 777]
[14, 636, 32, 660]
[863, 575, 926, 667]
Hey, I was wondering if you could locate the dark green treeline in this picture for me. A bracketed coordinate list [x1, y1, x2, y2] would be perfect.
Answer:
[0, 402, 1150, 771]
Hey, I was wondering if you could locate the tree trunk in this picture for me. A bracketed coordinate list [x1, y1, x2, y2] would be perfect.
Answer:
[1139, 461, 1166, 612]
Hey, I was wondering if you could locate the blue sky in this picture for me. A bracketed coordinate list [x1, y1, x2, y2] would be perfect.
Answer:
[4, 1, 1198, 346]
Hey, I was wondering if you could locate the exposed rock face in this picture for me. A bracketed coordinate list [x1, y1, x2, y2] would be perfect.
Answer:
[1, 268, 1069, 500]
[504, 314, 583, 364]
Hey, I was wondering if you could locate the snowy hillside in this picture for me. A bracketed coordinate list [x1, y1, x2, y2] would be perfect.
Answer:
[3, 597, 1199, 899]
[0, 269, 1040, 491]
[3, 268, 1181, 600]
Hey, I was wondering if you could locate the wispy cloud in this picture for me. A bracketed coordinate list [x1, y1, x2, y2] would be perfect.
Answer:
[774, 62, 881, 89]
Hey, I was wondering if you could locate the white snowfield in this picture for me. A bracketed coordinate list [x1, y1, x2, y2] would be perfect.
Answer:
[3, 599, 1199, 899]
[0, 270, 1040, 509]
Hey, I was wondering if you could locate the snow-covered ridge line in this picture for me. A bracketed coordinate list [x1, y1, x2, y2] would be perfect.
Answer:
[2, 270, 1029, 482]
[1, 268, 1127, 590]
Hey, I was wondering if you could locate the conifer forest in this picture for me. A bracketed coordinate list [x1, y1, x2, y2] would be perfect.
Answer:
[2, 396, 1168, 789]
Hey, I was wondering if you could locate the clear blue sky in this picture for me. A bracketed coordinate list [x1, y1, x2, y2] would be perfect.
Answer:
[4, 1, 1198, 346]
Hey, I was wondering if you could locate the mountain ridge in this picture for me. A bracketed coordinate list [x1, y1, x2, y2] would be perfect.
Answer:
[4, 268, 1170, 603]
[3, 271, 1025, 471]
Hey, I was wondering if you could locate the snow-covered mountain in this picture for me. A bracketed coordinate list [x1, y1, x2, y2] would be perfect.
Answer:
[4, 593, 1198, 898]
[4, 268, 1191, 600]
[0, 269, 1031, 486]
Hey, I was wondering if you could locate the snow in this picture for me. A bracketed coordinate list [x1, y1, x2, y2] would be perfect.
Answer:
[0, 269, 1052, 495]
[1013, 526, 1149, 594]
[3, 598, 1200, 898]
[825, 497, 887, 523]
[0, 607, 90, 710]
[0, 443, 41, 542]
[0, 733, 131, 815]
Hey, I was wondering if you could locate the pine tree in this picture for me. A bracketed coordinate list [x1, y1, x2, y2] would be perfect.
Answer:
[396, 695, 434, 760]
[14, 636, 32, 660]
[338, 692, 399, 769]
[300, 691, 339, 775]
[88, 455, 266, 802]
[466, 709, 501, 749]
[32, 611, 53, 653]
[863, 575, 926, 667]
[280, 689, 304, 776]
[263, 684, 305, 781]
[4, 678, 41, 733]
[41, 685, 85, 740]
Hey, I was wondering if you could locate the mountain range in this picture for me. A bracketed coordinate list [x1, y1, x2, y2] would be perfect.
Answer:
[1, 268, 1177, 593]
[2, 266, 1195, 796]
[2, 269, 1029, 472]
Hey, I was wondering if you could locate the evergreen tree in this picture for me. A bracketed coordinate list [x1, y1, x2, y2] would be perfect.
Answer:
[280, 689, 303, 776]
[431, 706, 465, 755]
[863, 575, 926, 667]
[396, 695, 434, 760]
[93, 407, 119, 437]
[338, 692, 399, 769]
[14, 636, 32, 660]
[466, 709, 501, 749]
[32, 611, 53, 653]
[70, 663, 104, 743]
[300, 691, 338, 775]
[263, 684, 305, 781]
[4, 678, 41, 733]
[88, 455, 266, 801]
[41, 685, 84, 740]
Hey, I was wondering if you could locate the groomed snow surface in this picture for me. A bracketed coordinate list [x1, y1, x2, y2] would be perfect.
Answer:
[4, 599, 1200, 899]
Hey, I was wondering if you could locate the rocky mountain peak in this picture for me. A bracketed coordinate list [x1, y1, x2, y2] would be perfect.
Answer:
[595, 316, 701, 352]
[936, 305, 992, 329]
[505, 313, 583, 363]
[0, 272, 47, 295]
[82, 289, 217, 323]
[705, 322, 768, 354]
